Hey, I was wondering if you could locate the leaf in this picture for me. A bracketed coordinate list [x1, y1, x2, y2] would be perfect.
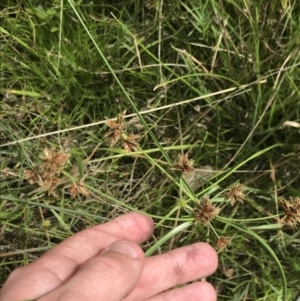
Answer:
[7, 89, 41, 97]
[145, 221, 193, 256]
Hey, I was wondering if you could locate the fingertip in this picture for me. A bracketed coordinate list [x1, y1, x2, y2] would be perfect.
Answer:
[143, 281, 217, 301]
[185, 281, 217, 301]
[197, 281, 217, 301]
[196, 242, 219, 274]
[119, 211, 154, 225]
[113, 212, 154, 238]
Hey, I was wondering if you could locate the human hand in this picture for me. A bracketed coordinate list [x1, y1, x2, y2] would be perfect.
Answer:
[0, 213, 218, 301]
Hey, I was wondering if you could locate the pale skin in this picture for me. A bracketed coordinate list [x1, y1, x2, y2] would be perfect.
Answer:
[0, 213, 218, 301]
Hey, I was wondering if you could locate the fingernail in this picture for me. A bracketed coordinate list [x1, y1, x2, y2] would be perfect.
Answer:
[105, 241, 139, 259]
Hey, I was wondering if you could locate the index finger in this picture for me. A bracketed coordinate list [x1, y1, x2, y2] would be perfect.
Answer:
[47, 212, 153, 264]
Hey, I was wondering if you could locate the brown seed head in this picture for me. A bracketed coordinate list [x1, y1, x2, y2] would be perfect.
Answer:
[194, 196, 220, 225]
[44, 176, 59, 193]
[171, 153, 194, 175]
[279, 196, 300, 228]
[104, 111, 126, 146]
[225, 183, 245, 205]
[41, 148, 69, 179]
[24, 169, 42, 185]
[216, 236, 232, 250]
[42, 148, 69, 167]
[70, 180, 90, 198]
[122, 134, 140, 153]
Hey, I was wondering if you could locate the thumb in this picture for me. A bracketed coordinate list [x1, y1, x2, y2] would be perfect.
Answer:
[39, 241, 145, 301]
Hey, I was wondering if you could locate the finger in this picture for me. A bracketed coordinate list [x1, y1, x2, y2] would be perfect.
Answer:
[124, 242, 218, 300]
[38, 241, 145, 301]
[1, 213, 153, 301]
[145, 281, 217, 301]
[47, 212, 153, 264]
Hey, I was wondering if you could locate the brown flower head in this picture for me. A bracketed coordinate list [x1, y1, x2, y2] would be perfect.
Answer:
[194, 196, 221, 225]
[69, 180, 90, 198]
[171, 153, 194, 175]
[215, 236, 232, 250]
[42, 148, 69, 167]
[104, 110, 126, 146]
[23, 147, 70, 196]
[44, 176, 59, 194]
[279, 196, 300, 228]
[24, 168, 42, 185]
[122, 134, 140, 153]
[225, 183, 245, 205]
[41, 148, 69, 179]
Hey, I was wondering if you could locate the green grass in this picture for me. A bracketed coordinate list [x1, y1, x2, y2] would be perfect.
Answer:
[1, 0, 300, 300]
